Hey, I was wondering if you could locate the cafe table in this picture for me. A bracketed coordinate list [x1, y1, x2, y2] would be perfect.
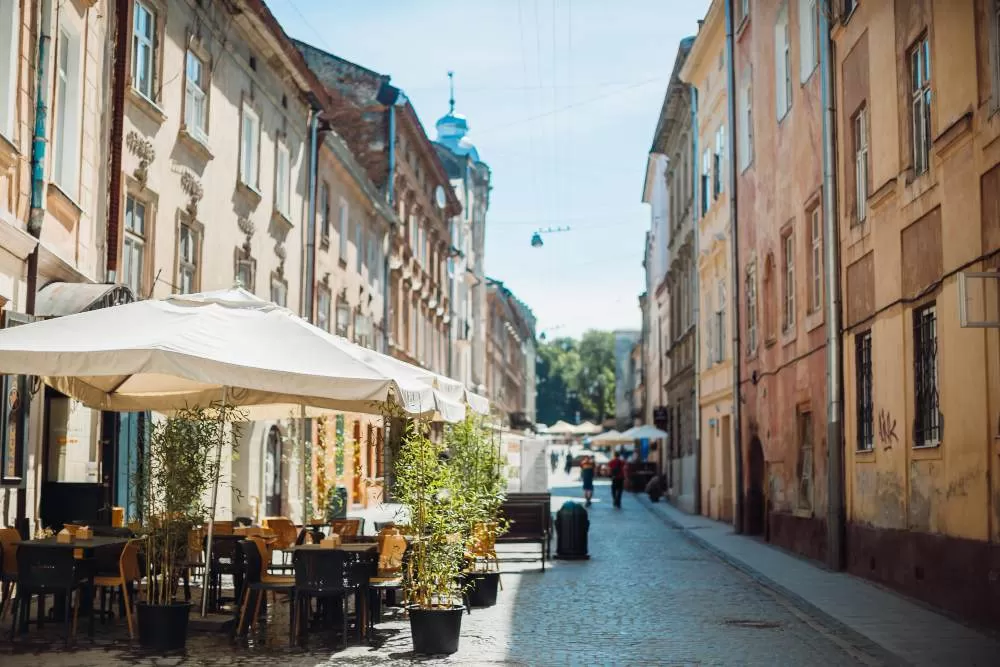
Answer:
[287, 543, 379, 641]
[21, 536, 130, 637]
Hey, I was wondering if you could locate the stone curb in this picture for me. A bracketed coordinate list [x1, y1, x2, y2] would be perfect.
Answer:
[635, 493, 910, 667]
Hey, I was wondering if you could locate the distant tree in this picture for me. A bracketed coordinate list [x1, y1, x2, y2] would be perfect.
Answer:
[535, 331, 615, 426]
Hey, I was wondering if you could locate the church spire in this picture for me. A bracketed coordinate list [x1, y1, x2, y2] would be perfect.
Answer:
[448, 70, 455, 114]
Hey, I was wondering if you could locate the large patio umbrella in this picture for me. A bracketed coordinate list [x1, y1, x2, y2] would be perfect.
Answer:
[546, 420, 578, 435]
[591, 429, 633, 446]
[622, 424, 668, 440]
[573, 420, 603, 435]
[0, 286, 478, 614]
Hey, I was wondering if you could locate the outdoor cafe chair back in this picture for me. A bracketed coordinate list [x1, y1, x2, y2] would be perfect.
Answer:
[0, 528, 18, 579]
[330, 519, 361, 537]
[292, 548, 357, 647]
[235, 540, 295, 640]
[11, 544, 89, 643]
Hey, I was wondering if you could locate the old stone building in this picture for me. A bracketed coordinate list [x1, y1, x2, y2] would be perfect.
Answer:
[834, 0, 1000, 628]
[734, 0, 828, 556]
[682, 0, 735, 523]
[486, 279, 536, 429]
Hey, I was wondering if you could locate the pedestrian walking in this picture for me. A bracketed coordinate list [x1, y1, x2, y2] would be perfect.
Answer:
[608, 451, 625, 508]
[580, 455, 595, 507]
[564, 451, 573, 475]
[550, 449, 559, 473]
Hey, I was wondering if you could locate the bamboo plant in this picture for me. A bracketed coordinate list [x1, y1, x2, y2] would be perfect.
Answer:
[135, 404, 243, 606]
[444, 414, 508, 573]
[395, 418, 466, 608]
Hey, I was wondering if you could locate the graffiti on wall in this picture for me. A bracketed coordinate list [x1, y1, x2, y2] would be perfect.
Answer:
[878, 409, 899, 450]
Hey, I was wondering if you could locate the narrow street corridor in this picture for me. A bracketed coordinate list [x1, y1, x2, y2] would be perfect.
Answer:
[4, 476, 884, 666]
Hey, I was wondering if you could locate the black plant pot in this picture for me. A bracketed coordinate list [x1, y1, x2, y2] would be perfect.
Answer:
[465, 572, 500, 608]
[137, 602, 192, 652]
[648, 491, 663, 503]
[409, 605, 464, 655]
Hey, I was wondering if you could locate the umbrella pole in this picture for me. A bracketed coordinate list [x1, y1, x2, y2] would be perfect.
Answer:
[300, 404, 307, 525]
[201, 388, 227, 617]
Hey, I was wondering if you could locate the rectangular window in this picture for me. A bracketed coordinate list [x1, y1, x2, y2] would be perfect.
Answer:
[809, 207, 822, 312]
[715, 281, 726, 363]
[775, 4, 791, 120]
[270, 277, 287, 308]
[714, 126, 724, 198]
[853, 106, 869, 223]
[799, 0, 818, 82]
[317, 287, 331, 332]
[739, 0, 750, 23]
[240, 103, 260, 189]
[339, 198, 349, 261]
[738, 68, 754, 171]
[0, 0, 19, 140]
[336, 300, 351, 338]
[123, 196, 147, 298]
[746, 263, 758, 354]
[910, 36, 932, 175]
[783, 231, 795, 331]
[913, 303, 941, 447]
[132, 2, 156, 100]
[797, 410, 814, 511]
[855, 330, 873, 452]
[178, 223, 198, 294]
[356, 223, 364, 273]
[319, 181, 331, 240]
[701, 148, 711, 215]
[275, 142, 291, 218]
[235, 258, 253, 292]
[184, 50, 207, 140]
[53, 26, 82, 200]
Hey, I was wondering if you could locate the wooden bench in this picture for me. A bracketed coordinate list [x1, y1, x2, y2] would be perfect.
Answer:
[497, 500, 551, 571]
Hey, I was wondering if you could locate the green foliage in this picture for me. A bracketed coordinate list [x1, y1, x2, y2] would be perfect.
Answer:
[135, 403, 244, 606]
[445, 415, 508, 561]
[394, 419, 465, 609]
[536, 330, 615, 425]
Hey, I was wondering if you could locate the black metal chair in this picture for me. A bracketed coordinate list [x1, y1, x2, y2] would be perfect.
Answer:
[9, 545, 92, 644]
[234, 517, 253, 528]
[292, 549, 359, 647]
[205, 535, 240, 612]
[235, 540, 295, 642]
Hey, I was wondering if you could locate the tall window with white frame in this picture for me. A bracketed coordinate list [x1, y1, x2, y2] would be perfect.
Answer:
[782, 231, 795, 332]
[855, 330, 873, 452]
[738, 67, 754, 171]
[701, 148, 711, 215]
[319, 181, 331, 243]
[270, 275, 287, 308]
[853, 105, 868, 223]
[910, 35, 932, 175]
[240, 103, 260, 190]
[913, 303, 941, 447]
[799, 0, 819, 82]
[0, 0, 19, 141]
[54, 25, 82, 200]
[235, 255, 253, 291]
[123, 196, 147, 298]
[809, 207, 822, 312]
[775, 4, 791, 120]
[739, 0, 750, 23]
[746, 262, 758, 354]
[275, 142, 291, 219]
[184, 50, 208, 141]
[317, 287, 331, 332]
[339, 198, 349, 262]
[715, 280, 726, 363]
[178, 223, 198, 294]
[132, 2, 157, 100]
[714, 126, 724, 199]
[356, 222, 364, 274]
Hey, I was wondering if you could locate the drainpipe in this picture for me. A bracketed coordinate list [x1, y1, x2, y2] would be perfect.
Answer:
[724, 0, 745, 535]
[105, 0, 128, 283]
[820, 0, 845, 571]
[383, 101, 398, 354]
[690, 85, 701, 516]
[304, 105, 320, 323]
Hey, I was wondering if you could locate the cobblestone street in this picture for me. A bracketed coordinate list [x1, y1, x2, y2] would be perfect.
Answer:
[1, 475, 895, 667]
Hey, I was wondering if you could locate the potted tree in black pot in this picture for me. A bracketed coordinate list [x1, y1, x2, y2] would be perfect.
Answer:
[135, 404, 242, 652]
[447, 415, 507, 608]
[395, 419, 466, 655]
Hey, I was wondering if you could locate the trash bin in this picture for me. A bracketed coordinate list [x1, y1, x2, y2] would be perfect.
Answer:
[555, 501, 590, 560]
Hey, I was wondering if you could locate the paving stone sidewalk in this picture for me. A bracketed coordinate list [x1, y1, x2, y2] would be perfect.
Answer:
[640, 496, 1000, 667]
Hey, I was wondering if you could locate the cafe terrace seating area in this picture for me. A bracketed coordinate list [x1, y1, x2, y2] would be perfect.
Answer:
[0, 515, 409, 649]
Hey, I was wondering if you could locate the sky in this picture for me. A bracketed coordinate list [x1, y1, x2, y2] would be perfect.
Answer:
[268, 0, 710, 339]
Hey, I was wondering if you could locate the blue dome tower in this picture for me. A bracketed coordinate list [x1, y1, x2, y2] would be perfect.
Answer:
[435, 71, 480, 162]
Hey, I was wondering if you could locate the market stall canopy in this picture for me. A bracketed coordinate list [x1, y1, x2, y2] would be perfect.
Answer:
[622, 424, 668, 440]
[573, 420, 603, 435]
[546, 420, 578, 435]
[591, 429, 633, 445]
[0, 286, 452, 417]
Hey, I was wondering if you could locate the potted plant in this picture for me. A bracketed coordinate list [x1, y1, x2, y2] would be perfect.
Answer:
[135, 404, 242, 652]
[446, 415, 507, 608]
[395, 419, 466, 655]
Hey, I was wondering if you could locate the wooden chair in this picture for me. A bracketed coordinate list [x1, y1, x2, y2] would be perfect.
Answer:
[367, 534, 406, 629]
[0, 528, 19, 621]
[235, 540, 295, 641]
[329, 519, 361, 537]
[261, 517, 299, 565]
[94, 539, 143, 639]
